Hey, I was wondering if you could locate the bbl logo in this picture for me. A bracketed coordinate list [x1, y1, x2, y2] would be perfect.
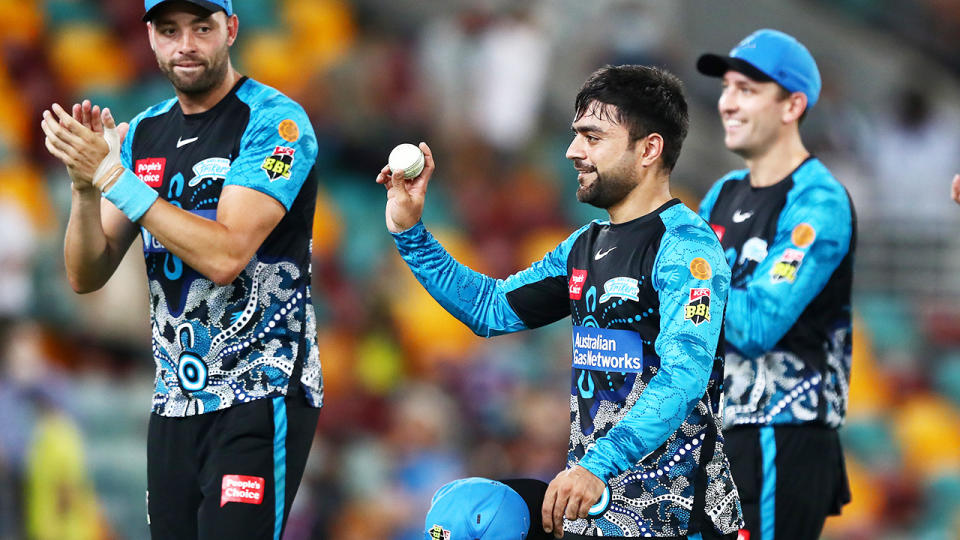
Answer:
[261, 146, 296, 181]
[684, 288, 711, 325]
[427, 525, 450, 540]
[770, 248, 805, 283]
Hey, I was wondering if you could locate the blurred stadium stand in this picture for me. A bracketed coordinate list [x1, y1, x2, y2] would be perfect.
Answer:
[0, 0, 958, 538]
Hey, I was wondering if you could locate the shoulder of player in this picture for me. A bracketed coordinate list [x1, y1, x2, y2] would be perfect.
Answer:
[713, 168, 750, 189]
[787, 158, 850, 207]
[236, 78, 311, 123]
[127, 97, 178, 137]
[657, 205, 727, 268]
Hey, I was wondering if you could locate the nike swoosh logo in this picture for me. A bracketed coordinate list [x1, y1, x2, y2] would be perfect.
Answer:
[732, 210, 753, 223]
[595, 247, 616, 260]
[177, 136, 199, 148]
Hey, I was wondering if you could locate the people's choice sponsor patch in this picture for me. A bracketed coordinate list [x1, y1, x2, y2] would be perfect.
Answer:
[220, 475, 265, 507]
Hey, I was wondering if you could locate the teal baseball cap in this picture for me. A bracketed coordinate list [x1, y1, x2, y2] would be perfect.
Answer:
[425, 478, 531, 540]
[697, 28, 822, 109]
[143, 0, 233, 21]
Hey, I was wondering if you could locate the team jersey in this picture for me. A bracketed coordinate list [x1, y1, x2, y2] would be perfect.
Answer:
[121, 77, 323, 417]
[393, 200, 743, 537]
[698, 157, 855, 428]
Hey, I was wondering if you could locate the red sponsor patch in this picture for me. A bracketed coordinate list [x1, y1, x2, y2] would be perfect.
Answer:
[272, 145, 296, 157]
[710, 223, 726, 242]
[689, 288, 710, 301]
[569, 268, 588, 300]
[135, 158, 166, 187]
[737, 530, 750, 540]
[220, 475, 265, 507]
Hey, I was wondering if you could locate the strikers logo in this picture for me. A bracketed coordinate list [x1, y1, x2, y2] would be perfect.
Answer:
[684, 288, 711, 325]
[261, 146, 295, 181]
[770, 248, 805, 283]
[569, 268, 587, 300]
[428, 525, 451, 540]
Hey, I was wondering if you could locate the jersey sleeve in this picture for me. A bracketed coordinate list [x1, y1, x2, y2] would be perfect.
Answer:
[724, 184, 853, 357]
[578, 223, 729, 480]
[224, 98, 318, 210]
[392, 222, 587, 337]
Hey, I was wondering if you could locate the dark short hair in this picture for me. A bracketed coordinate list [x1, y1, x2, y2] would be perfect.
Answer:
[574, 65, 689, 171]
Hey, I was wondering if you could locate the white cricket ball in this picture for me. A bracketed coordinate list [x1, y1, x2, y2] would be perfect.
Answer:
[388, 143, 425, 179]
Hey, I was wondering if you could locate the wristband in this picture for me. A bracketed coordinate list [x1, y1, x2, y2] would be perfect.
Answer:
[103, 169, 159, 222]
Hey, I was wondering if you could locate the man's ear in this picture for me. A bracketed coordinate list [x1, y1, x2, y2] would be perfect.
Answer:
[637, 133, 665, 169]
[146, 22, 157, 52]
[226, 14, 239, 46]
[782, 92, 808, 124]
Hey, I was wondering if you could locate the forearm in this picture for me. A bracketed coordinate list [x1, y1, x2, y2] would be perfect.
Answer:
[578, 338, 711, 480]
[63, 186, 123, 293]
[393, 222, 526, 337]
[138, 200, 257, 286]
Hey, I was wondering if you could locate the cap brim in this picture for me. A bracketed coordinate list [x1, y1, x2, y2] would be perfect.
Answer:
[696, 54, 774, 83]
[143, 0, 224, 21]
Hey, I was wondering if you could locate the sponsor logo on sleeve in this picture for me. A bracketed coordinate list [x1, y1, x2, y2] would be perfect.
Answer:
[569, 268, 588, 300]
[428, 525, 451, 540]
[684, 288, 711, 325]
[599, 277, 639, 303]
[710, 223, 726, 242]
[220, 475, 264, 507]
[770, 248, 805, 283]
[135, 158, 166, 187]
[791, 223, 816, 247]
[261, 146, 296, 181]
[689, 257, 712, 280]
[278, 119, 299, 142]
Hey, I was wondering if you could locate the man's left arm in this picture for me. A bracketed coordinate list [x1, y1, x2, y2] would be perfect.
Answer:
[724, 186, 852, 357]
[542, 226, 730, 535]
[44, 99, 317, 286]
[141, 103, 317, 285]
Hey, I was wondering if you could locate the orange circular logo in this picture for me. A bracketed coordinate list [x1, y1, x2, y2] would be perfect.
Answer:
[689, 257, 712, 280]
[791, 223, 816, 248]
[278, 119, 299, 142]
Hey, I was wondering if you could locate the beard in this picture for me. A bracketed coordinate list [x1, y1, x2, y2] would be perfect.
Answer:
[575, 164, 637, 209]
[157, 45, 230, 96]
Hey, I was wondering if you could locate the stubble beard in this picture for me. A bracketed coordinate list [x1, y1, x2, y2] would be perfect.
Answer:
[576, 166, 637, 210]
[158, 45, 230, 96]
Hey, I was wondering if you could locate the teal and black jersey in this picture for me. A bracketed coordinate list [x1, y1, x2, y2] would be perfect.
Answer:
[121, 77, 323, 417]
[393, 199, 743, 537]
[699, 157, 855, 429]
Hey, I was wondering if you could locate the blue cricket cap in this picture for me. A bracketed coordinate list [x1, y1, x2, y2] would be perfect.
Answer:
[143, 0, 233, 22]
[425, 478, 530, 540]
[697, 29, 822, 109]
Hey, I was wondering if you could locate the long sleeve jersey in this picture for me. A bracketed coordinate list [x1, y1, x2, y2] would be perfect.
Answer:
[699, 157, 856, 429]
[393, 199, 743, 537]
